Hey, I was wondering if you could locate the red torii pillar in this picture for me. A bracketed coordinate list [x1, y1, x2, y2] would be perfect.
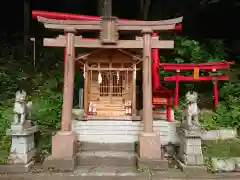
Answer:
[152, 33, 172, 121]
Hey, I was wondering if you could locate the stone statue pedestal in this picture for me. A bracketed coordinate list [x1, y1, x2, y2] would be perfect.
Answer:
[177, 126, 206, 174]
[1, 124, 39, 172]
[10, 120, 32, 132]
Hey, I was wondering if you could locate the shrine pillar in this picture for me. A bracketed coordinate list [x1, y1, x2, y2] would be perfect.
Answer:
[61, 28, 76, 131]
[142, 28, 153, 132]
[44, 28, 77, 171]
[132, 64, 137, 116]
[138, 28, 167, 169]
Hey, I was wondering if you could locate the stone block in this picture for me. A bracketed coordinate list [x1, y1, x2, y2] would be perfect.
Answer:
[7, 126, 38, 165]
[183, 154, 203, 166]
[219, 129, 237, 140]
[0, 125, 38, 173]
[0, 160, 34, 173]
[11, 134, 35, 154]
[139, 132, 162, 160]
[202, 129, 237, 141]
[43, 155, 76, 171]
[176, 159, 207, 175]
[201, 130, 219, 140]
[179, 128, 201, 138]
[80, 142, 135, 151]
[7, 126, 38, 136]
[211, 158, 236, 172]
[185, 138, 201, 146]
[183, 154, 196, 165]
[233, 157, 240, 171]
[183, 143, 202, 155]
[195, 154, 204, 165]
[9, 148, 36, 164]
[137, 157, 168, 170]
[52, 131, 77, 158]
[76, 151, 137, 167]
[177, 127, 204, 166]
[10, 121, 31, 132]
[183, 144, 194, 154]
[193, 145, 202, 155]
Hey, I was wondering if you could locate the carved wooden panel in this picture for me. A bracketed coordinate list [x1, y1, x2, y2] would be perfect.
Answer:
[100, 17, 118, 44]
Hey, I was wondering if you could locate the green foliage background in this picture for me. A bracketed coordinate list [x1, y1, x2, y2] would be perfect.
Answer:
[0, 35, 239, 163]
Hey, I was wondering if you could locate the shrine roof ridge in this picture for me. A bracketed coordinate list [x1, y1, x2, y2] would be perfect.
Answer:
[37, 16, 183, 25]
[37, 16, 183, 32]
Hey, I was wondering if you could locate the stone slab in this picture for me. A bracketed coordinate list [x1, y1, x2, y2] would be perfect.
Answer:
[71, 166, 138, 176]
[219, 129, 237, 140]
[137, 157, 168, 170]
[76, 151, 137, 167]
[3, 171, 240, 179]
[10, 121, 31, 132]
[201, 130, 220, 140]
[175, 159, 207, 175]
[6, 125, 38, 136]
[9, 148, 36, 164]
[0, 160, 34, 173]
[178, 127, 201, 138]
[211, 157, 240, 172]
[79, 142, 135, 152]
[43, 155, 76, 171]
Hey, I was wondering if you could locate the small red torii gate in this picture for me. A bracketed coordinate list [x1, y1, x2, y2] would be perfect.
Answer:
[160, 61, 235, 108]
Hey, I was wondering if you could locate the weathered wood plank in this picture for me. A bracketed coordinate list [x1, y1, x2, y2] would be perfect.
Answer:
[44, 37, 174, 49]
[42, 23, 175, 31]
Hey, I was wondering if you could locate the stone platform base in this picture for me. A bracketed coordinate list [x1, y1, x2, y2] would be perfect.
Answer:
[137, 157, 168, 170]
[43, 155, 76, 171]
[176, 159, 207, 175]
[0, 160, 34, 173]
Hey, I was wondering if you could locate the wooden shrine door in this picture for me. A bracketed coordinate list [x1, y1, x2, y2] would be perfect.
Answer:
[89, 69, 132, 116]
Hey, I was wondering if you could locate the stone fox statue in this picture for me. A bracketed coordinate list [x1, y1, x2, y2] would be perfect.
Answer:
[183, 91, 200, 128]
[13, 90, 32, 125]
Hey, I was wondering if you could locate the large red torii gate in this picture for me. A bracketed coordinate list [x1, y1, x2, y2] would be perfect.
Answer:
[160, 62, 235, 107]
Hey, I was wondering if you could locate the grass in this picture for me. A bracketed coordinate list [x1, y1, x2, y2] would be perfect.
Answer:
[202, 138, 240, 158]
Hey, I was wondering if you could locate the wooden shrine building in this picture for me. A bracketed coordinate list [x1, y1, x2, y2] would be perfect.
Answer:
[36, 15, 183, 170]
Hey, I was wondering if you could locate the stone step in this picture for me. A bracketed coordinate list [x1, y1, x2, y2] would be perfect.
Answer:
[96, 111, 126, 116]
[79, 142, 136, 152]
[97, 107, 125, 111]
[90, 102, 124, 107]
[76, 151, 137, 167]
[105, 104, 124, 107]
[73, 166, 138, 176]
